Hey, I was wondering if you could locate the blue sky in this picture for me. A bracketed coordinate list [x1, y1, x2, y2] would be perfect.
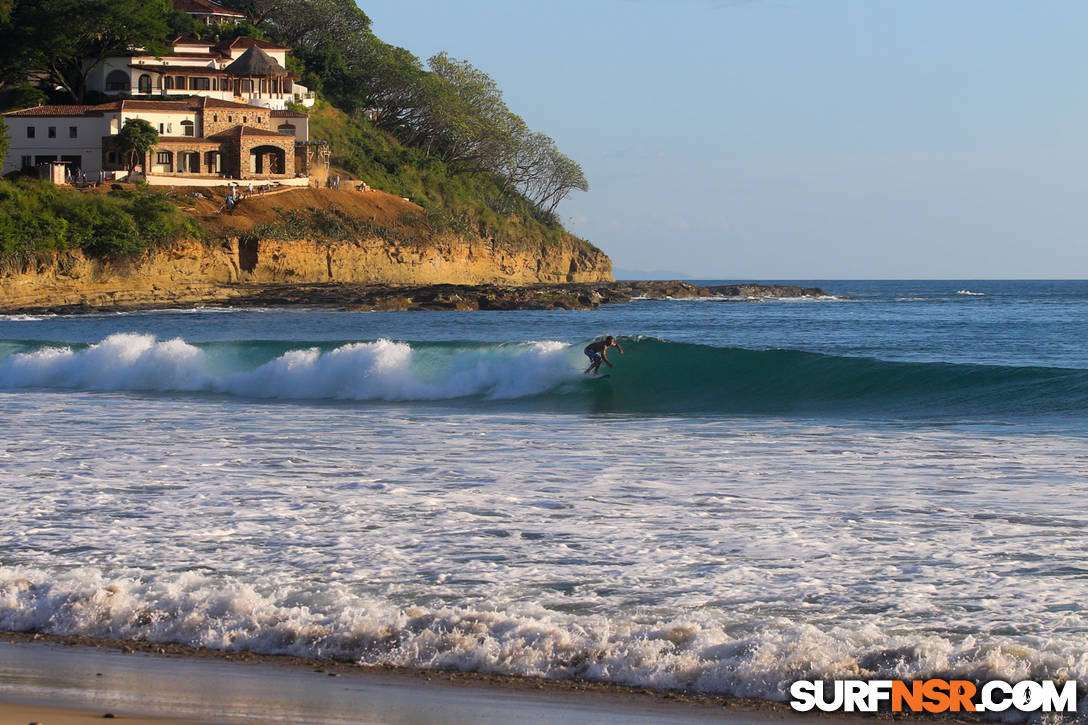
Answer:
[364, 1, 1088, 279]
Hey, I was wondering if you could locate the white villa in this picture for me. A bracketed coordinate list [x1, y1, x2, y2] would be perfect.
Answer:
[1, 0, 323, 184]
[85, 35, 315, 112]
[3, 97, 309, 182]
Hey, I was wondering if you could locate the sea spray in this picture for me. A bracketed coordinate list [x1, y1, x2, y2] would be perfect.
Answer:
[0, 565, 1081, 706]
[2, 333, 1086, 416]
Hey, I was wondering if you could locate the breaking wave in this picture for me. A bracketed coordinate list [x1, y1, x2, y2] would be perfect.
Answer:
[1, 333, 1085, 417]
[1, 566, 1083, 707]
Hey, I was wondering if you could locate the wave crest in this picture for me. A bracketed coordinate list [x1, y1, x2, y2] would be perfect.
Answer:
[2, 334, 1086, 415]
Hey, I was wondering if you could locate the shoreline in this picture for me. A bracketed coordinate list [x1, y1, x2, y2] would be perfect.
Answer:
[0, 631, 887, 725]
[0, 281, 832, 315]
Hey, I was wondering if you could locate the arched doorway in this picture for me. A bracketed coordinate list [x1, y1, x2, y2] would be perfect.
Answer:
[204, 151, 222, 174]
[177, 152, 200, 173]
[249, 145, 286, 175]
[138, 74, 152, 94]
[105, 70, 129, 92]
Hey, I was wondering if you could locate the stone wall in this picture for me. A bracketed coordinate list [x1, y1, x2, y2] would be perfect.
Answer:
[240, 135, 294, 177]
[153, 139, 225, 175]
[202, 110, 274, 136]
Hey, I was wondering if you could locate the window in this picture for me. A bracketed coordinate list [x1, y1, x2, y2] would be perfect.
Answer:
[138, 74, 152, 94]
[213, 114, 218, 122]
[256, 116, 261, 124]
[181, 120, 194, 137]
[156, 151, 172, 164]
[277, 123, 295, 134]
[242, 116, 247, 123]
[47, 126, 56, 138]
[26, 126, 35, 139]
[227, 115, 232, 122]
[164, 77, 174, 90]
[20, 155, 32, 168]
[69, 126, 78, 138]
[175, 76, 187, 90]
[191, 77, 210, 91]
[159, 123, 164, 133]
[105, 70, 129, 91]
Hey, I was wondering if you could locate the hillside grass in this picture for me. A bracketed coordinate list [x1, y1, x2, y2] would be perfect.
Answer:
[0, 179, 199, 264]
[306, 101, 577, 251]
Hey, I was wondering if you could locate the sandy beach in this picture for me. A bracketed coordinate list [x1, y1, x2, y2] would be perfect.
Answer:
[0, 635, 839, 725]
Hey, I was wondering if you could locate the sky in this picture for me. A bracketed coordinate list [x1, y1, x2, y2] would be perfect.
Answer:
[363, 0, 1088, 279]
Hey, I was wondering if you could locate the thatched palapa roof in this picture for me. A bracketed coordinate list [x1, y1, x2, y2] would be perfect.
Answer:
[224, 46, 288, 77]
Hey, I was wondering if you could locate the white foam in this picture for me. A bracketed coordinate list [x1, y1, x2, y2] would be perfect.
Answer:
[956, 290, 986, 296]
[0, 314, 58, 321]
[0, 334, 580, 401]
[2, 402, 1087, 714]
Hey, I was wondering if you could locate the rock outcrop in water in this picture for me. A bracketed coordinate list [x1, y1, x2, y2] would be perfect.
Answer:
[2, 267, 830, 313]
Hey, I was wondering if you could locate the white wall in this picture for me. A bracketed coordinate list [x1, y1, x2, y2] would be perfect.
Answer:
[2, 114, 115, 175]
[121, 110, 199, 137]
[274, 116, 309, 142]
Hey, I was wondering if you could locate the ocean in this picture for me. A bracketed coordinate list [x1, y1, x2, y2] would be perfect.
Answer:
[1, 280, 1086, 706]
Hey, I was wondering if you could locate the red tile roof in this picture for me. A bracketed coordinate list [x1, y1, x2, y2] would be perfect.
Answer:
[207, 125, 295, 140]
[199, 97, 274, 110]
[3, 103, 120, 117]
[156, 53, 223, 59]
[117, 99, 196, 112]
[171, 36, 212, 46]
[270, 109, 309, 118]
[155, 136, 223, 145]
[173, 0, 244, 18]
[129, 64, 228, 75]
[216, 36, 291, 53]
[111, 98, 270, 113]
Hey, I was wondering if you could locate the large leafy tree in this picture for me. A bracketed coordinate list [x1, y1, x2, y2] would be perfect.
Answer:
[0, 117, 9, 167]
[2, 0, 171, 103]
[116, 118, 158, 172]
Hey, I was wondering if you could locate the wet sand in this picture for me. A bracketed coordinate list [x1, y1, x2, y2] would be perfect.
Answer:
[0, 635, 868, 725]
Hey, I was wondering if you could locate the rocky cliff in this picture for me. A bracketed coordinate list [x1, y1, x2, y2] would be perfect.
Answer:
[0, 186, 613, 312]
[0, 233, 612, 312]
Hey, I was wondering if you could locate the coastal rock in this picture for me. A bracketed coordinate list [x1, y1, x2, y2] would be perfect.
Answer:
[0, 234, 612, 313]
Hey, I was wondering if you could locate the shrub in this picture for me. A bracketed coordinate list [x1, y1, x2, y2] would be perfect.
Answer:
[0, 180, 200, 263]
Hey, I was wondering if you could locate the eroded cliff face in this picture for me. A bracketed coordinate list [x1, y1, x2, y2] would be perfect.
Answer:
[0, 234, 613, 311]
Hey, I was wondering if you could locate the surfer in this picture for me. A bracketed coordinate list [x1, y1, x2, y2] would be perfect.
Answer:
[584, 336, 624, 375]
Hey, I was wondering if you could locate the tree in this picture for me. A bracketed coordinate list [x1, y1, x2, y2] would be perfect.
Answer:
[116, 119, 158, 172]
[536, 151, 589, 216]
[260, 0, 369, 50]
[0, 117, 9, 168]
[424, 53, 520, 172]
[2, 0, 171, 103]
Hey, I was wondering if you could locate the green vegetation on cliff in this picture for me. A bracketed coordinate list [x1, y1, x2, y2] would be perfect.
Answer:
[305, 101, 570, 248]
[1, 0, 597, 263]
[0, 180, 198, 263]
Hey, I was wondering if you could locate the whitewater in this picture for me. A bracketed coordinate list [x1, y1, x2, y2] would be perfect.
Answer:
[2, 281, 1087, 711]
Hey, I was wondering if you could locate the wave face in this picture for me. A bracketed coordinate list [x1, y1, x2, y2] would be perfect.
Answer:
[1, 333, 1086, 417]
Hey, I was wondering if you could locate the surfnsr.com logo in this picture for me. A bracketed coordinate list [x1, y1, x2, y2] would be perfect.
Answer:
[789, 679, 1078, 713]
